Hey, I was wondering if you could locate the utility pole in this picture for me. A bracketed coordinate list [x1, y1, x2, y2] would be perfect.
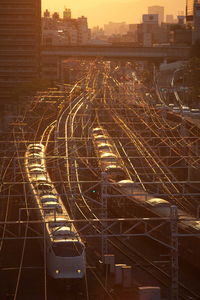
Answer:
[101, 172, 108, 258]
[170, 205, 179, 300]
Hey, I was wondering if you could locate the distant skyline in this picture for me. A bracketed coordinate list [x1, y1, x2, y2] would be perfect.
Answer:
[42, 0, 185, 27]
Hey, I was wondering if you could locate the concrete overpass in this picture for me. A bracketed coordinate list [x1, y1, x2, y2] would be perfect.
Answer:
[42, 45, 190, 61]
[41, 45, 191, 81]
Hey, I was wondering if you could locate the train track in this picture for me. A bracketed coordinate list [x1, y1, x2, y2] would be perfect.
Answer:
[3, 60, 200, 299]
[54, 69, 200, 299]
[56, 74, 117, 299]
[93, 116, 200, 300]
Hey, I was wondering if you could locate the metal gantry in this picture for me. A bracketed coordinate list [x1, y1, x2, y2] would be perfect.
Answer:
[100, 172, 108, 257]
[1, 208, 200, 300]
[170, 206, 179, 300]
[1, 75, 200, 300]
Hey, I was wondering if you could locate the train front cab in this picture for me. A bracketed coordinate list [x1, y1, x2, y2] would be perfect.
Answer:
[47, 240, 86, 279]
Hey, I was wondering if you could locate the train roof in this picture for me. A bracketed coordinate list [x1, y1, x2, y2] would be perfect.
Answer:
[29, 167, 45, 173]
[28, 163, 44, 169]
[27, 152, 42, 158]
[146, 197, 170, 207]
[27, 144, 44, 151]
[94, 135, 107, 140]
[92, 127, 104, 133]
[97, 143, 112, 149]
[118, 179, 135, 185]
[105, 165, 124, 171]
[51, 225, 74, 236]
[100, 152, 117, 158]
[42, 201, 61, 208]
[46, 216, 70, 224]
[25, 144, 84, 248]
[185, 220, 200, 231]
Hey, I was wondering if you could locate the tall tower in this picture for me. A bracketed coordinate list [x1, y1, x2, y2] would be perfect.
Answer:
[186, 0, 200, 44]
[193, 0, 200, 43]
[63, 8, 72, 20]
[0, 0, 41, 102]
[186, 0, 195, 22]
[148, 6, 164, 24]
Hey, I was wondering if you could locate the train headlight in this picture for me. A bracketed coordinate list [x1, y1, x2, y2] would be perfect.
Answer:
[77, 269, 81, 273]
[56, 270, 60, 274]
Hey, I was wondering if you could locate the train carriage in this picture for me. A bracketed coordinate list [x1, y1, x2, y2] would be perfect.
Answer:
[25, 143, 86, 279]
[92, 126, 200, 269]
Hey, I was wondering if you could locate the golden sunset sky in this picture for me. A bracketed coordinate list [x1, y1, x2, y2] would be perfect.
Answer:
[42, 0, 185, 27]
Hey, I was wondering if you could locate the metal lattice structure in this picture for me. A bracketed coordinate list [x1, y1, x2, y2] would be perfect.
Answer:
[1, 66, 200, 300]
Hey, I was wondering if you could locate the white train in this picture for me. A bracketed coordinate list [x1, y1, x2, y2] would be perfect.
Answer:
[115, 179, 198, 229]
[25, 143, 86, 279]
[92, 127, 200, 268]
[92, 126, 200, 227]
[92, 127, 128, 181]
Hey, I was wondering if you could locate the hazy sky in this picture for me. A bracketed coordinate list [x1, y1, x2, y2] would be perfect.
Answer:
[42, 0, 185, 27]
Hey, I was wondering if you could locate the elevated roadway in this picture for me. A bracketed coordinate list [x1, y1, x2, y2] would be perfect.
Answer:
[42, 45, 190, 62]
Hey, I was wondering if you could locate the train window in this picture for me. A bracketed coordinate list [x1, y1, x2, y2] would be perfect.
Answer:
[30, 167, 42, 172]
[29, 158, 42, 165]
[27, 144, 43, 151]
[36, 183, 53, 191]
[92, 127, 103, 134]
[28, 148, 43, 154]
[52, 242, 84, 257]
[29, 164, 44, 171]
[41, 196, 58, 203]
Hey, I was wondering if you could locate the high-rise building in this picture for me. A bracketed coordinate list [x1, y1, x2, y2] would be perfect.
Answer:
[166, 15, 174, 24]
[186, 0, 200, 43]
[44, 9, 50, 18]
[186, 0, 200, 22]
[0, 0, 41, 102]
[63, 8, 72, 20]
[137, 14, 169, 47]
[186, 0, 195, 21]
[142, 14, 159, 25]
[42, 13, 91, 81]
[141, 14, 159, 46]
[177, 16, 185, 25]
[42, 13, 90, 47]
[193, 1, 200, 43]
[77, 17, 90, 44]
[148, 6, 164, 24]
[104, 22, 129, 35]
[52, 12, 60, 21]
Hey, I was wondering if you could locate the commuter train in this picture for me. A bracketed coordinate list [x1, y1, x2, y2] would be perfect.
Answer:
[25, 143, 86, 279]
[92, 127, 129, 182]
[92, 127, 200, 268]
